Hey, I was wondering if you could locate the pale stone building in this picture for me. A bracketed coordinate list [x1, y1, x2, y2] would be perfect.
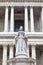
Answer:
[0, 0, 43, 65]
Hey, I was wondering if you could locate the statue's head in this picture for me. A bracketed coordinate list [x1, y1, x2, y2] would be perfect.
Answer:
[19, 26, 23, 31]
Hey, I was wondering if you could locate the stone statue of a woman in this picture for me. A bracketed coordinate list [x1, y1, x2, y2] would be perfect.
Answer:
[15, 26, 27, 58]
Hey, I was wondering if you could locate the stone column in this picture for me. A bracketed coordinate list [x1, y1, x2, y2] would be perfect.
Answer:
[10, 7, 14, 32]
[4, 7, 9, 32]
[24, 7, 28, 32]
[31, 45, 36, 65]
[27, 45, 29, 57]
[30, 7, 34, 32]
[2, 45, 7, 65]
[41, 7, 43, 32]
[9, 45, 14, 59]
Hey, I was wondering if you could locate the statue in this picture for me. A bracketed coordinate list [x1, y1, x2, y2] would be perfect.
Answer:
[15, 26, 27, 57]
[8, 27, 35, 65]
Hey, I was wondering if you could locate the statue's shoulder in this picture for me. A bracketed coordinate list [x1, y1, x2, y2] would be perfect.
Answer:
[18, 31, 25, 34]
[18, 31, 23, 33]
[17, 31, 25, 37]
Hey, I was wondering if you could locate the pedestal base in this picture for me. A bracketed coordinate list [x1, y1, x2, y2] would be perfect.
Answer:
[15, 52, 28, 58]
[8, 58, 35, 65]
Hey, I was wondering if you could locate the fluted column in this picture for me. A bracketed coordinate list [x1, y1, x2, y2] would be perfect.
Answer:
[31, 45, 36, 65]
[9, 45, 14, 59]
[4, 7, 9, 32]
[2, 45, 7, 65]
[10, 7, 14, 32]
[41, 7, 43, 32]
[30, 7, 34, 32]
[27, 45, 29, 57]
[24, 7, 28, 32]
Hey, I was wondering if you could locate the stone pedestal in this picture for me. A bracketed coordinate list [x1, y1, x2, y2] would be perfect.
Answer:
[8, 58, 35, 65]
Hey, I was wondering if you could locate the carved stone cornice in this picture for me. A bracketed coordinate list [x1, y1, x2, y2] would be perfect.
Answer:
[0, 2, 43, 7]
[0, 32, 43, 45]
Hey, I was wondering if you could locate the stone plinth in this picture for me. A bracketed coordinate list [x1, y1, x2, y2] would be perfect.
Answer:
[8, 58, 35, 65]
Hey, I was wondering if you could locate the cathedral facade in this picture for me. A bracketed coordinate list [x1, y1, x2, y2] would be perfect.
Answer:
[0, 0, 43, 65]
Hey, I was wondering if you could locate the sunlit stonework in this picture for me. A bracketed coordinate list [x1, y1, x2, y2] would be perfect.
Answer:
[0, 0, 43, 65]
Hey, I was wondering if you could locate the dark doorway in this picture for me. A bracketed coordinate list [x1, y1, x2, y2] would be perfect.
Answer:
[14, 20, 24, 32]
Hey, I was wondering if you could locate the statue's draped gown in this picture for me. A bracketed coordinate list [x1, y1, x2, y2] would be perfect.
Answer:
[16, 31, 27, 54]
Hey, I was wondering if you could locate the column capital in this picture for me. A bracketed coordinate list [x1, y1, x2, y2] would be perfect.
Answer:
[3, 44, 8, 47]
[10, 6, 14, 9]
[31, 45, 36, 48]
[10, 6, 14, 8]
[9, 44, 14, 47]
[24, 6, 28, 9]
[5, 5, 8, 8]
[30, 5, 33, 8]
[24, 6, 28, 8]
[30, 6, 33, 10]
[31, 43, 36, 46]
[5, 6, 9, 11]
[30, 6, 33, 9]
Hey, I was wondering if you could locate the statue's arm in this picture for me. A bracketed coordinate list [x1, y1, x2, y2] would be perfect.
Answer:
[15, 34, 18, 45]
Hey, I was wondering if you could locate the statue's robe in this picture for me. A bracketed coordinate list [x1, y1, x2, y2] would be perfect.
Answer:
[16, 31, 27, 55]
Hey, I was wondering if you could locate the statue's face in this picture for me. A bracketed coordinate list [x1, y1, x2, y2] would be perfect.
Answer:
[19, 26, 23, 31]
